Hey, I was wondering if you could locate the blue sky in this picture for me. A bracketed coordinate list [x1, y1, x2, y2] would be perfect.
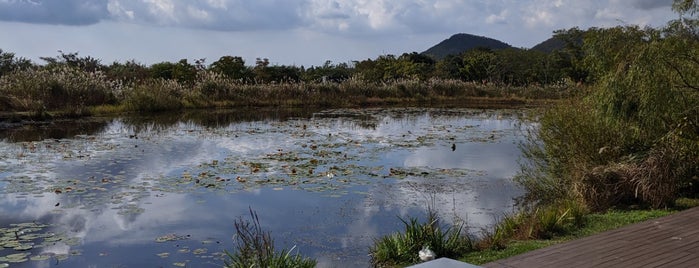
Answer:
[0, 0, 678, 67]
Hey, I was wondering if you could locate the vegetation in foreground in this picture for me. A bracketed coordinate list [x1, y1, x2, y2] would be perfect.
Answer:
[224, 208, 316, 268]
[369, 212, 472, 267]
[370, 1, 698, 266]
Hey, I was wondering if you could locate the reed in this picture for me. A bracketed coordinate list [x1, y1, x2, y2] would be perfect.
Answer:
[369, 211, 472, 267]
[224, 208, 316, 268]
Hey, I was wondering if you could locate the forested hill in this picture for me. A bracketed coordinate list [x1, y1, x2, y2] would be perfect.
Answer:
[531, 37, 565, 53]
[422, 33, 513, 59]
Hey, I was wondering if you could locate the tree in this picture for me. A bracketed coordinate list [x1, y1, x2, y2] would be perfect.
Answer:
[552, 27, 589, 83]
[302, 60, 353, 83]
[0, 49, 33, 76]
[172, 59, 198, 84]
[40, 51, 103, 73]
[459, 48, 497, 82]
[106, 60, 149, 82]
[149, 61, 176, 80]
[518, 4, 699, 209]
[434, 54, 463, 80]
[210, 56, 251, 81]
[397, 52, 436, 80]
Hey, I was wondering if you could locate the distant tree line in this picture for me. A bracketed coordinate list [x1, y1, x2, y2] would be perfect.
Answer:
[0, 35, 591, 87]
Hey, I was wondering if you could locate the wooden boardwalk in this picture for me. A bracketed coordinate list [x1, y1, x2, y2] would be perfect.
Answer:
[484, 206, 699, 268]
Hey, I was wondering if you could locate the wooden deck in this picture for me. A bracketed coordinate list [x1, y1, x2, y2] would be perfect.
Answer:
[484, 206, 699, 268]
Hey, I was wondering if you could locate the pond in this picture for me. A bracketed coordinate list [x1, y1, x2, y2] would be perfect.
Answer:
[0, 107, 527, 267]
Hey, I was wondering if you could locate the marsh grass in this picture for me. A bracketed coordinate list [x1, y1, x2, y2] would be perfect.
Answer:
[123, 79, 185, 112]
[224, 208, 316, 268]
[1, 67, 573, 116]
[0, 67, 118, 115]
[477, 200, 587, 250]
[369, 211, 472, 267]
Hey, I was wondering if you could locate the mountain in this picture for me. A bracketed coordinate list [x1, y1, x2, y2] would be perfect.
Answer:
[422, 33, 513, 59]
[531, 37, 566, 53]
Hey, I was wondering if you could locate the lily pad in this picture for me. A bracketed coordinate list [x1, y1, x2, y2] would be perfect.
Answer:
[0, 252, 30, 263]
[29, 254, 52, 261]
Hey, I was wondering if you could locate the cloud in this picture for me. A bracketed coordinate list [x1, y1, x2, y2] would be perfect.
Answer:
[0, 0, 678, 37]
[628, 0, 673, 10]
[105, 0, 307, 31]
[0, 0, 110, 25]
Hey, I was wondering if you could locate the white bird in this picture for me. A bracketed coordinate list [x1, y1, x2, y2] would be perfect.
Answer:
[419, 245, 436, 261]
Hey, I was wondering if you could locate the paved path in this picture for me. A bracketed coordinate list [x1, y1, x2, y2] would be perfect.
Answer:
[484, 206, 699, 268]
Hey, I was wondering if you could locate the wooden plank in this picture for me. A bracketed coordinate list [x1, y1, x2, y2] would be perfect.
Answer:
[483, 207, 699, 268]
[657, 253, 699, 268]
[640, 252, 691, 268]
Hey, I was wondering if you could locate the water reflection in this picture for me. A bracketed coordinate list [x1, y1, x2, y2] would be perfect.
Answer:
[0, 108, 526, 267]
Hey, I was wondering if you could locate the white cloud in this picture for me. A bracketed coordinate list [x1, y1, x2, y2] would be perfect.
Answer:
[0, 0, 680, 66]
[143, 0, 177, 23]
[186, 5, 210, 22]
[486, 9, 509, 25]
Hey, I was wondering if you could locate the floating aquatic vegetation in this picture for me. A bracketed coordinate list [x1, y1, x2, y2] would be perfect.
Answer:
[0, 252, 29, 263]
[0, 108, 527, 267]
[155, 233, 190, 243]
[0, 221, 81, 263]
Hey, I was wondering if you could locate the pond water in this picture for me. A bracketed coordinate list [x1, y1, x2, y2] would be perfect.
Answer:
[0, 107, 527, 267]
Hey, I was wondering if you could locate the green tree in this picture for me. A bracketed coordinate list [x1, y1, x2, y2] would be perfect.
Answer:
[552, 27, 588, 83]
[149, 61, 176, 80]
[518, 1, 699, 209]
[302, 60, 353, 83]
[106, 60, 149, 82]
[460, 48, 497, 82]
[40, 51, 103, 73]
[172, 59, 198, 84]
[434, 54, 463, 80]
[397, 52, 436, 80]
[0, 49, 33, 76]
[252, 58, 301, 83]
[210, 56, 251, 81]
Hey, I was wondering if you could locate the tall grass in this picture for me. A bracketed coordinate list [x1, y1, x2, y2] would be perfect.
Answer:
[369, 211, 472, 267]
[0, 67, 118, 116]
[224, 208, 316, 268]
[123, 78, 186, 112]
[1, 66, 574, 117]
[478, 200, 587, 250]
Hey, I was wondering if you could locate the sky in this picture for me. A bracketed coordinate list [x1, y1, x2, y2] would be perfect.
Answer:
[0, 0, 680, 67]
